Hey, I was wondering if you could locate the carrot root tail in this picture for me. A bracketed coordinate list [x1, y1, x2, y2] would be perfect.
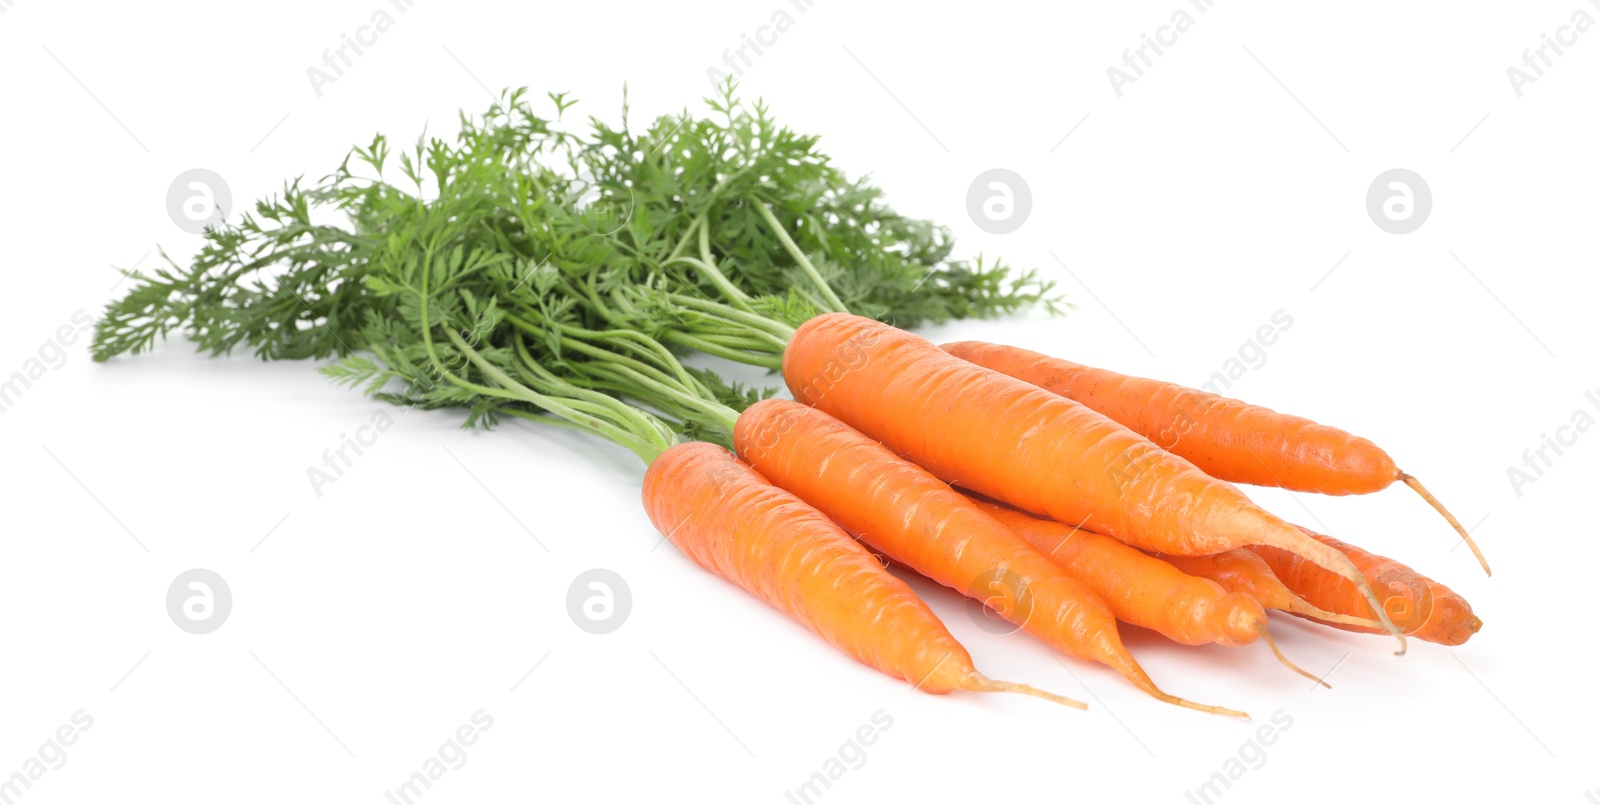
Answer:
[1264, 627, 1329, 689]
[1401, 472, 1491, 577]
[1255, 528, 1409, 655]
[1285, 599, 1387, 631]
[1125, 671, 1249, 719]
[1151, 690, 1250, 720]
[965, 672, 1088, 711]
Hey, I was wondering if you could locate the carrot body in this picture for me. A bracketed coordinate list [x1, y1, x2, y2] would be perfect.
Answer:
[1156, 549, 1386, 631]
[942, 340, 1489, 575]
[943, 340, 1394, 493]
[967, 498, 1266, 647]
[642, 442, 1083, 707]
[1250, 528, 1482, 646]
[784, 313, 1402, 646]
[733, 399, 1241, 716]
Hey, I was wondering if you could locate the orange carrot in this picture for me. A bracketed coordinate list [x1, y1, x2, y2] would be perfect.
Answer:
[734, 399, 1245, 716]
[784, 313, 1405, 652]
[642, 441, 1084, 706]
[1250, 527, 1482, 646]
[968, 498, 1325, 686]
[941, 341, 1490, 576]
[1154, 549, 1386, 632]
[968, 499, 1265, 647]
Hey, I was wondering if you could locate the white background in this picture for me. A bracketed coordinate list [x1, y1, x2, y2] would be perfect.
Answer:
[2, 1, 1596, 803]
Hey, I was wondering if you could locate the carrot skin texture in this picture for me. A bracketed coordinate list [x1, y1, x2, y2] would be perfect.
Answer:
[786, 314, 1405, 649]
[734, 401, 1123, 669]
[785, 315, 1371, 569]
[943, 341, 1492, 577]
[1251, 529, 1482, 646]
[1155, 549, 1382, 631]
[940, 341, 1397, 495]
[969, 498, 1267, 648]
[642, 442, 978, 692]
[1157, 549, 1310, 615]
[734, 400, 1247, 715]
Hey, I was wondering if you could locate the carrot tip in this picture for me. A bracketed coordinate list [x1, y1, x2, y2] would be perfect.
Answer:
[1157, 692, 1250, 720]
[1130, 670, 1249, 719]
[966, 672, 1088, 711]
[1400, 473, 1491, 577]
[1264, 628, 1330, 689]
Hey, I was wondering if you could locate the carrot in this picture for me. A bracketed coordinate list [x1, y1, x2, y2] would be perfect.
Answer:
[734, 399, 1246, 716]
[642, 441, 1085, 707]
[1153, 549, 1387, 632]
[941, 341, 1490, 576]
[967, 497, 1326, 686]
[785, 313, 1406, 653]
[1250, 527, 1483, 646]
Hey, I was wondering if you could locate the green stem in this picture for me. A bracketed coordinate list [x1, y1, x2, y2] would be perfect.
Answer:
[665, 213, 704, 265]
[661, 330, 782, 370]
[688, 331, 789, 355]
[755, 202, 847, 314]
[699, 221, 755, 312]
[665, 293, 794, 340]
[667, 256, 755, 314]
[567, 268, 784, 370]
[442, 327, 672, 464]
[506, 314, 682, 388]
[579, 360, 739, 434]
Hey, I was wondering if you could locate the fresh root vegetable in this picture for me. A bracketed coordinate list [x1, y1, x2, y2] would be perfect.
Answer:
[785, 314, 1406, 654]
[940, 341, 1491, 577]
[644, 442, 1085, 708]
[733, 399, 1246, 718]
[968, 498, 1327, 688]
[1154, 549, 1387, 632]
[1251, 527, 1483, 646]
[87, 67, 1495, 721]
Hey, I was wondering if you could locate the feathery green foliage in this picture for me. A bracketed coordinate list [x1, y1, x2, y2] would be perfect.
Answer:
[91, 83, 1060, 452]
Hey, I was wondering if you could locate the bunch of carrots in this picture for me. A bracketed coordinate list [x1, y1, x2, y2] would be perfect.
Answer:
[636, 311, 1486, 717]
[93, 85, 1486, 719]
